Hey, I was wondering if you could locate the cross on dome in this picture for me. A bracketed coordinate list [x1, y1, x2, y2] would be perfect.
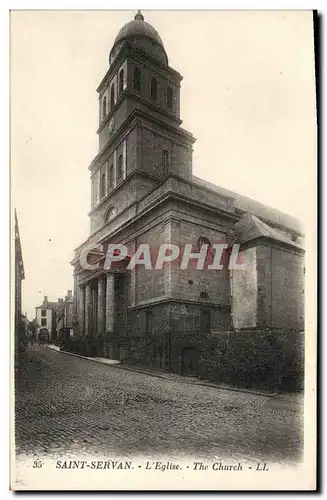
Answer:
[134, 10, 144, 21]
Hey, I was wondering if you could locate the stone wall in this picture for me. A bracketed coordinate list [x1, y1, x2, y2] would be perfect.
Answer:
[125, 301, 230, 336]
[256, 243, 305, 329]
[90, 176, 137, 234]
[109, 326, 304, 393]
[134, 221, 166, 303]
[172, 219, 230, 304]
[231, 246, 257, 329]
[198, 328, 304, 393]
[271, 247, 305, 329]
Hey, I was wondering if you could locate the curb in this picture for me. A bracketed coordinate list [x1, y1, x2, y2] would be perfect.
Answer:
[112, 366, 276, 396]
[194, 381, 276, 397]
[46, 345, 121, 368]
[47, 346, 276, 397]
[112, 363, 172, 380]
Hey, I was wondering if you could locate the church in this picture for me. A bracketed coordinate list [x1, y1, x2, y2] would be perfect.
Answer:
[70, 12, 304, 390]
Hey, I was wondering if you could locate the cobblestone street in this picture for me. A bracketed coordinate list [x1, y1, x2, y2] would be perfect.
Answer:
[15, 346, 303, 464]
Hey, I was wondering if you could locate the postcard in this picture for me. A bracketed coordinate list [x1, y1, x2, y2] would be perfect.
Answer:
[11, 9, 317, 491]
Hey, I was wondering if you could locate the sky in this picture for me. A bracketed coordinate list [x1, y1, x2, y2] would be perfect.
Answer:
[10, 10, 316, 319]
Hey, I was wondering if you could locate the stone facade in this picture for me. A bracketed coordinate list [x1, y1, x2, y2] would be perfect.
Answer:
[35, 296, 65, 342]
[15, 210, 25, 358]
[70, 12, 305, 390]
[56, 290, 75, 339]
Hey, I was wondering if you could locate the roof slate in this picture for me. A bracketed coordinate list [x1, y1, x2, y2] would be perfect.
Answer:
[192, 175, 303, 234]
[233, 213, 304, 249]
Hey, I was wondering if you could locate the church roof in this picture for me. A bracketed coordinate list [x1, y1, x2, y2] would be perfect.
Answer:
[192, 175, 303, 234]
[233, 213, 304, 249]
[35, 301, 61, 311]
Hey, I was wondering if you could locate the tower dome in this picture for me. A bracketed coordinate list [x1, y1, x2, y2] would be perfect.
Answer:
[109, 11, 168, 65]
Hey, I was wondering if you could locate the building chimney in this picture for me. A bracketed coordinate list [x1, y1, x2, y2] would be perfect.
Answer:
[67, 290, 72, 298]
[44, 296, 48, 304]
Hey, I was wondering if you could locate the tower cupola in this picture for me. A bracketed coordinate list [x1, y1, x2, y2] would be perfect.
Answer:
[109, 11, 168, 66]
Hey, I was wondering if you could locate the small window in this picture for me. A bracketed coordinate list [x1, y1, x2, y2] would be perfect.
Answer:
[119, 69, 124, 94]
[134, 67, 141, 92]
[41, 309, 46, 317]
[110, 83, 115, 109]
[162, 149, 169, 175]
[117, 154, 123, 182]
[109, 163, 114, 190]
[102, 96, 107, 119]
[41, 318, 47, 326]
[100, 172, 106, 199]
[199, 291, 209, 300]
[197, 236, 210, 248]
[150, 77, 157, 101]
[105, 206, 115, 222]
[167, 86, 173, 109]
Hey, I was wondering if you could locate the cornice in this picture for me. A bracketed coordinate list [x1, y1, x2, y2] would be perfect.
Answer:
[88, 169, 160, 216]
[96, 89, 182, 135]
[240, 236, 305, 255]
[89, 109, 194, 172]
[97, 43, 182, 95]
[127, 297, 230, 311]
[86, 188, 237, 251]
[73, 174, 240, 259]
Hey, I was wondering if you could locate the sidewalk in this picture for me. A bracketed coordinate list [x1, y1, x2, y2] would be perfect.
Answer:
[47, 344, 304, 411]
[47, 344, 177, 380]
[47, 344, 121, 366]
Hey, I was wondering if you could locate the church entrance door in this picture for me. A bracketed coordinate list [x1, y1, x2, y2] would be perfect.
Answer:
[181, 346, 198, 377]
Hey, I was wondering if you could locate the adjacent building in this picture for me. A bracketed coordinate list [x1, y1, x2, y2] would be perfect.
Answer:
[56, 290, 74, 339]
[35, 296, 61, 342]
[21, 313, 29, 336]
[35, 291, 75, 342]
[14, 210, 25, 356]
[70, 12, 305, 390]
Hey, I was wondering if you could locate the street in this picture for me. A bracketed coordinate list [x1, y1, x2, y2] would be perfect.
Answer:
[15, 346, 303, 464]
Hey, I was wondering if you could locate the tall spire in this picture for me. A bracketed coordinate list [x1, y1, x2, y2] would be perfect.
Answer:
[134, 10, 144, 21]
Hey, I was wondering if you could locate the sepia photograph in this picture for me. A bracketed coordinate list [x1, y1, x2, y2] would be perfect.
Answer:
[11, 8, 317, 491]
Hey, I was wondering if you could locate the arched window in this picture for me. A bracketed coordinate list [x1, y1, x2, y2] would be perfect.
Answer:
[117, 154, 123, 182]
[110, 83, 115, 109]
[150, 77, 157, 101]
[109, 163, 114, 190]
[119, 69, 124, 94]
[197, 236, 210, 249]
[102, 96, 107, 119]
[199, 291, 209, 300]
[162, 149, 169, 175]
[100, 172, 106, 199]
[134, 67, 141, 92]
[105, 206, 115, 222]
[167, 86, 173, 109]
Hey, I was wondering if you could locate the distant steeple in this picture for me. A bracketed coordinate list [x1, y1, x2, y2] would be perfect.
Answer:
[134, 10, 144, 21]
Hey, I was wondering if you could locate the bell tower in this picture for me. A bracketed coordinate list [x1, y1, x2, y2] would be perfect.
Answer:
[89, 11, 195, 234]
